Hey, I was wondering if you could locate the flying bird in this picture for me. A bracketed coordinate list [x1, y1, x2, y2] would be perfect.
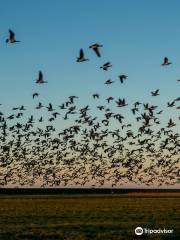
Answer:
[167, 118, 176, 128]
[46, 103, 54, 111]
[32, 93, 39, 99]
[77, 49, 89, 62]
[36, 71, 47, 84]
[157, 110, 163, 115]
[161, 57, 172, 66]
[92, 94, 100, 99]
[6, 29, 20, 43]
[105, 79, 114, 85]
[116, 98, 128, 107]
[36, 102, 44, 109]
[118, 75, 128, 83]
[100, 62, 112, 71]
[167, 101, 175, 107]
[106, 97, 114, 103]
[89, 43, 103, 57]
[151, 89, 160, 96]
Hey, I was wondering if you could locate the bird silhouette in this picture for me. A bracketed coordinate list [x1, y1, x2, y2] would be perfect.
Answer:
[36, 71, 47, 84]
[161, 57, 172, 66]
[105, 79, 114, 85]
[116, 98, 128, 107]
[167, 118, 176, 128]
[100, 62, 112, 71]
[93, 94, 100, 99]
[151, 89, 160, 96]
[6, 29, 20, 43]
[89, 43, 103, 57]
[118, 75, 127, 83]
[77, 49, 89, 62]
[32, 93, 39, 99]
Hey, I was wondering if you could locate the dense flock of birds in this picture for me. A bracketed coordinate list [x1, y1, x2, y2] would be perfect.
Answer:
[0, 30, 179, 187]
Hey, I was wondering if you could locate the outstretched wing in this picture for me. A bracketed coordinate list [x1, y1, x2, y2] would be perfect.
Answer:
[119, 75, 123, 83]
[93, 47, 101, 57]
[9, 29, 15, 39]
[104, 62, 110, 66]
[79, 49, 84, 58]
[39, 71, 43, 81]
[164, 57, 168, 64]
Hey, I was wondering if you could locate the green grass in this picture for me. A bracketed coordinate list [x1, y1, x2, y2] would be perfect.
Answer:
[0, 195, 179, 239]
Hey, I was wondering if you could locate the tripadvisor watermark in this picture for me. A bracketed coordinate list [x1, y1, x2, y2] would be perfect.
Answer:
[135, 226, 174, 236]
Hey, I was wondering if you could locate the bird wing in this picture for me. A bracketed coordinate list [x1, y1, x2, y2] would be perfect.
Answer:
[9, 29, 15, 39]
[164, 57, 168, 64]
[79, 49, 84, 58]
[104, 62, 110, 66]
[119, 76, 123, 82]
[93, 47, 101, 57]
[39, 71, 43, 80]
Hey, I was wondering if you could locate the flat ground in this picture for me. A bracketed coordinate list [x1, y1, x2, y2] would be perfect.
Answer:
[0, 194, 179, 240]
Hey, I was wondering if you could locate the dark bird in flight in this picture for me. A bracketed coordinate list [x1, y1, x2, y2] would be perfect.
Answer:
[32, 93, 39, 99]
[93, 94, 100, 99]
[161, 57, 172, 66]
[106, 97, 114, 103]
[89, 43, 103, 57]
[47, 103, 54, 111]
[39, 116, 43, 122]
[100, 62, 112, 71]
[12, 107, 19, 110]
[131, 107, 139, 115]
[77, 49, 89, 62]
[167, 101, 175, 107]
[151, 89, 160, 96]
[134, 102, 141, 108]
[6, 29, 20, 43]
[105, 79, 114, 85]
[116, 98, 128, 107]
[69, 95, 78, 104]
[36, 102, 44, 109]
[19, 105, 26, 111]
[174, 97, 180, 102]
[36, 71, 47, 84]
[167, 118, 176, 128]
[157, 110, 163, 114]
[118, 75, 127, 83]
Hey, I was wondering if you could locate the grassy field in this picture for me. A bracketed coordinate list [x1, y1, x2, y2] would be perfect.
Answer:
[0, 194, 179, 239]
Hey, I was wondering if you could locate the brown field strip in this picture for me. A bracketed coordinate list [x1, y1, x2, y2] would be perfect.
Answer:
[0, 195, 179, 239]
